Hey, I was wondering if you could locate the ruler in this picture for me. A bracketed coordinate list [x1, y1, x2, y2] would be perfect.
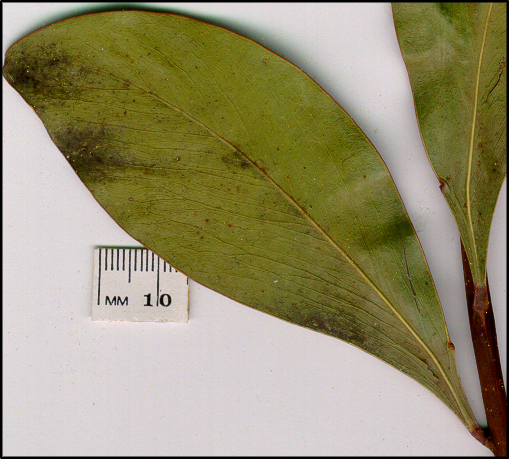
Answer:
[92, 247, 188, 322]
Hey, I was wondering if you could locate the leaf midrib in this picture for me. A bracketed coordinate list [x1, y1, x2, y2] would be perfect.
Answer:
[466, 2, 493, 284]
[30, 47, 470, 422]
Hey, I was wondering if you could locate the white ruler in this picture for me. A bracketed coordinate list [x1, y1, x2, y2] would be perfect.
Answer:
[92, 247, 188, 322]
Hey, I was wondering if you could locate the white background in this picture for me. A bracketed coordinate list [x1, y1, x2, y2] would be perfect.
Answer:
[3, 3, 506, 456]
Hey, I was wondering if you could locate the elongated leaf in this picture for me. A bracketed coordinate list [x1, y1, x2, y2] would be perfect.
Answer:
[3, 11, 478, 430]
[392, 3, 507, 288]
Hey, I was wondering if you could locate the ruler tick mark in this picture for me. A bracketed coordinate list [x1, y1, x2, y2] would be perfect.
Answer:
[97, 248, 102, 305]
[129, 249, 132, 283]
[156, 256, 160, 306]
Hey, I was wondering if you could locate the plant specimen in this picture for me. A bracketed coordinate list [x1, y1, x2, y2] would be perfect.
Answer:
[3, 3, 505, 455]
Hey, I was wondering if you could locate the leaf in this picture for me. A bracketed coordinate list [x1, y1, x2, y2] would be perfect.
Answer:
[3, 11, 478, 431]
[392, 3, 507, 288]
[393, 6, 507, 453]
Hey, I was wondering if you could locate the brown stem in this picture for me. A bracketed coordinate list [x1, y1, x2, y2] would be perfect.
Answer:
[461, 241, 507, 456]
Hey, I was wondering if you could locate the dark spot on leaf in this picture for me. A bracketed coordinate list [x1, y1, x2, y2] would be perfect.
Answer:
[221, 153, 250, 170]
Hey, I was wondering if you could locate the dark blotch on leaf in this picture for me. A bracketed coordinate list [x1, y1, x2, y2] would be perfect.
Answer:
[3, 47, 79, 103]
[297, 309, 367, 347]
[52, 124, 130, 183]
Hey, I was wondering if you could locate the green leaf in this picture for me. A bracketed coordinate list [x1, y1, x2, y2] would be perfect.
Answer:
[392, 2, 507, 287]
[3, 11, 478, 430]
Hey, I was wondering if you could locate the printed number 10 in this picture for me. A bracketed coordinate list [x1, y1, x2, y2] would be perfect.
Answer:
[144, 293, 172, 307]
